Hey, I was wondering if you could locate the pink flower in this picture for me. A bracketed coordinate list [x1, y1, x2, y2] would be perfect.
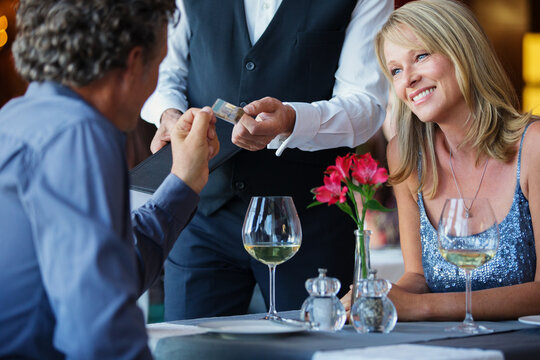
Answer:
[314, 172, 348, 205]
[309, 152, 392, 281]
[326, 154, 353, 181]
[351, 153, 389, 185]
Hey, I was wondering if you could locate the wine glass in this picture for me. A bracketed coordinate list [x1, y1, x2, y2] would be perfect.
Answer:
[437, 198, 499, 334]
[242, 196, 302, 320]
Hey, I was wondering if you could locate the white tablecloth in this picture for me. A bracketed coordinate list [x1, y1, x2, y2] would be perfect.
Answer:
[312, 344, 504, 360]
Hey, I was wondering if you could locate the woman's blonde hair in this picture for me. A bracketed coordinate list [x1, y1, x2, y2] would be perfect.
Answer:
[374, 0, 530, 198]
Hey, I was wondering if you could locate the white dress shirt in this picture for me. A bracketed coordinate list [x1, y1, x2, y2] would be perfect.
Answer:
[141, 0, 392, 155]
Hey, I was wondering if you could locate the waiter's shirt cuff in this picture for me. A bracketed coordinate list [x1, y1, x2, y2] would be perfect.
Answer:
[267, 102, 320, 156]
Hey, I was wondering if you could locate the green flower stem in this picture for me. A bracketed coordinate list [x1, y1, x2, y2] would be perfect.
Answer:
[359, 190, 368, 279]
[347, 181, 369, 279]
[347, 185, 362, 229]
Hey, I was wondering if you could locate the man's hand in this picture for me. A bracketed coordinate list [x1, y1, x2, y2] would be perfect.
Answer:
[231, 97, 296, 151]
[170, 107, 219, 194]
[151, 108, 183, 153]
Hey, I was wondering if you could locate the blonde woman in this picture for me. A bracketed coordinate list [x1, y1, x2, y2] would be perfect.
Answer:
[343, 0, 540, 322]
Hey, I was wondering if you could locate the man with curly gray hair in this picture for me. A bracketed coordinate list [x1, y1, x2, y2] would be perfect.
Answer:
[0, 0, 219, 358]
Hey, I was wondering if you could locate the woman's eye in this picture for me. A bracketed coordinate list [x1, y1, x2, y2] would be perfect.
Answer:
[417, 53, 429, 61]
[391, 68, 402, 76]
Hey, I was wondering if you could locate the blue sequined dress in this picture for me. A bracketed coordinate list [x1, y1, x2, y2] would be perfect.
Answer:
[418, 124, 537, 292]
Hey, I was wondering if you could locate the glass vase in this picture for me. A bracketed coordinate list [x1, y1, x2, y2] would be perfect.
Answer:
[350, 269, 397, 333]
[350, 229, 371, 307]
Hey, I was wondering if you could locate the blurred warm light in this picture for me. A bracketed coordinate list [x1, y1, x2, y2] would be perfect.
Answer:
[523, 33, 540, 115]
[523, 33, 540, 84]
[523, 86, 540, 116]
[0, 15, 7, 48]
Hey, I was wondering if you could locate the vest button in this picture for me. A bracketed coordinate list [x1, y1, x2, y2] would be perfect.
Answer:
[234, 181, 246, 190]
[239, 102, 247, 107]
[245, 61, 255, 71]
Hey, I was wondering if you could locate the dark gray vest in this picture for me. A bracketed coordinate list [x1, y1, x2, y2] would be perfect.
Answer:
[184, 0, 357, 215]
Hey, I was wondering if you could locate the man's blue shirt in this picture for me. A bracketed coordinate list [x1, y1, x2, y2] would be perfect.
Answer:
[0, 82, 199, 359]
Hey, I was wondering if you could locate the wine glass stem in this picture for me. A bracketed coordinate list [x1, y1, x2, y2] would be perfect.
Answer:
[464, 270, 474, 326]
[267, 264, 278, 318]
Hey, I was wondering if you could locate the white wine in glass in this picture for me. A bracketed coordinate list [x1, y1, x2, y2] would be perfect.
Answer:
[242, 196, 302, 320]
[244, 243, 300, 265]
[438, 198, 499, 334]
[439, 248, 496, 271]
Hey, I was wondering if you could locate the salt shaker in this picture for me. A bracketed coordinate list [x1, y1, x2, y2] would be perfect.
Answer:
[300, 268, 346, 331]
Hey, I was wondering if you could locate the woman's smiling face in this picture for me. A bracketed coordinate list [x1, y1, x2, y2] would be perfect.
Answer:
[383, 25, 468, 124]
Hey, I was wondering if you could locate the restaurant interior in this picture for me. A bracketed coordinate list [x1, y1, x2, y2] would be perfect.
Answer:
[1, 0, 539, 359]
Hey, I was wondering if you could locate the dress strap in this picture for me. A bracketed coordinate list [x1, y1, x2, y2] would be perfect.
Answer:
[517, 121, 538, 182]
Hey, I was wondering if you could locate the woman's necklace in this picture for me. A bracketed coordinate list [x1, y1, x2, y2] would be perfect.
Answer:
[448, 149, 489, 218]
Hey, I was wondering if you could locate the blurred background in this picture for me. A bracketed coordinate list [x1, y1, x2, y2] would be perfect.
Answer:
[2, 0, 539, 166]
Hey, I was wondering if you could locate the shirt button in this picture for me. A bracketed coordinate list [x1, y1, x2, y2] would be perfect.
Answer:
[245, 61, 255, 71]
[239, 102, 247, 107]
[235, 181, 246, 190]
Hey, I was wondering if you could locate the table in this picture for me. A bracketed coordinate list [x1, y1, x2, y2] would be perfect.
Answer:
[148, 311, 540, 360]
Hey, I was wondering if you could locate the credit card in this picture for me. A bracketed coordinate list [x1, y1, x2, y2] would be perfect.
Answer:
[212, 98, 244, 125]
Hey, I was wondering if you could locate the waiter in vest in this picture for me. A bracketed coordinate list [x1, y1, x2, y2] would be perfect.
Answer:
[142, 0, 392, 320]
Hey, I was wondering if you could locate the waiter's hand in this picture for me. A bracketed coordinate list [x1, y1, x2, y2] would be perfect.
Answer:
[151, 108, 183, 153]
[170, 107, 219, 194]
[232, 97, 296, 151]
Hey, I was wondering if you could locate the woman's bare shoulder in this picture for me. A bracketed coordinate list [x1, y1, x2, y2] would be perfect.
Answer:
[522, 119, 540, 152]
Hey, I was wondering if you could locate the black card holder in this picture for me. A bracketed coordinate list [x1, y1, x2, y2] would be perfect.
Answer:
[129, 121, 240, 194]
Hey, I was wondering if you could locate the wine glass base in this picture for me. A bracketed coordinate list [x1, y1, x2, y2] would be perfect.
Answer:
[265, 316, 316, 329]
[262, 314, 282, 321]
[445, 322, 494, 334]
